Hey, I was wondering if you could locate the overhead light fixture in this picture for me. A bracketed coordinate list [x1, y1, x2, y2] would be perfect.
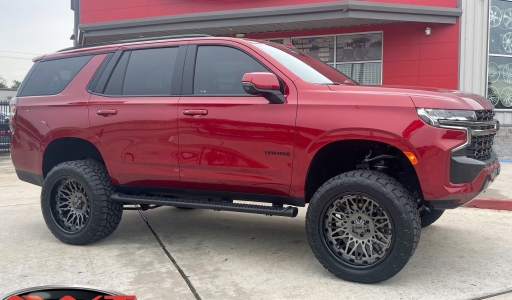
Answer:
[425, 27, 431, 36]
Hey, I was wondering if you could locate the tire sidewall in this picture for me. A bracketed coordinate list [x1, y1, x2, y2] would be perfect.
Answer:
[307, 175, 417, 282]
[41, 163, 110, 243]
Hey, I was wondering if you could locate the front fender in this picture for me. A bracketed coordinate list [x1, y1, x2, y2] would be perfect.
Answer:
[290, 104, 426, 198]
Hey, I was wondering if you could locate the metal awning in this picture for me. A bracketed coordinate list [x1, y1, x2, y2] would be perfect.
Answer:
[79, 1, 462, 45]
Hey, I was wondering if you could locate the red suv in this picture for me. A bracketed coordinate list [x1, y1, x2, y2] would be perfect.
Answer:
[9, 35, 500, 283]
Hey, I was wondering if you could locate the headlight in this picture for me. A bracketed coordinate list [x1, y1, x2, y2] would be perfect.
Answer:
[416, 108, 476, 126]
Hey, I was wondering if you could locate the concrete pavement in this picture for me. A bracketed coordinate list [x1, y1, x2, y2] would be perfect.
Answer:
[1, 153, 512, 300]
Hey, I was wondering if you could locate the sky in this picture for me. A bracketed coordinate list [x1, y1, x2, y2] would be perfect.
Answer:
[0, 0, 74, 86]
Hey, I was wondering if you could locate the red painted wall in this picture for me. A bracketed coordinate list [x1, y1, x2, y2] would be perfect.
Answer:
[80, 0, 460, 90]
[247, 21, 460, 90]
[80, 0, 458, 24]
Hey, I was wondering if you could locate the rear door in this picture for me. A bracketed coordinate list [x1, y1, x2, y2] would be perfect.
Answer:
[177, 42, 298, 196]
[88, 44, 186, 188]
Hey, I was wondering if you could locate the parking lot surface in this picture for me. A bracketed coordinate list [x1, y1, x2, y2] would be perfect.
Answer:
[1, 154, 511, 300]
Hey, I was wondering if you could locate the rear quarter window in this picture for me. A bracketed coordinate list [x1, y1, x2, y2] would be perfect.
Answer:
[19, 55, 92, 97]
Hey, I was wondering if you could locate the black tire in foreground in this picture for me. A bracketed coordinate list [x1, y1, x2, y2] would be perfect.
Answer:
[41, 159, 123, 245]
[306, 170, 421, 284]
[420, 208, 445, 228]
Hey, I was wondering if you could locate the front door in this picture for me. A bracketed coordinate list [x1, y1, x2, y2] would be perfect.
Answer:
[178, 44, 297, 196]
[89, 45, 185, 188]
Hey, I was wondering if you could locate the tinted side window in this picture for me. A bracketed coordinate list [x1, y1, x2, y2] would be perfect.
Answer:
[19, 56, 92, 97]
[193, 46, 267, 95]
[103, 47, 178, 96]
[103, 52, 129, 95]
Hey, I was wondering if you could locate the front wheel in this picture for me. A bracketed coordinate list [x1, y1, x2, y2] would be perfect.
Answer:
[306, 170, 421, 283]
[41, 160, 123, 245]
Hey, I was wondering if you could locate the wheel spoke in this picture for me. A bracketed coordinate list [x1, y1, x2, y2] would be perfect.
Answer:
[58, 190, 72, 198]
[330, 227, 344, 236]
[375, 221, 390, 229]
[58, 201, 71, 207]
[375, 231, 391, 243]
[372, 237, 388, 247]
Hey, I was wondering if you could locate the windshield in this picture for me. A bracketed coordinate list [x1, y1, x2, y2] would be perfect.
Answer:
[253, 42, 357, 85]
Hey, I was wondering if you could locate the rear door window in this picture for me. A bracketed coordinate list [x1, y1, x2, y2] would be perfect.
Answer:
[193, 46, 267, 95]
[19, 55, 92, 97]
[103, 47, 179, 96]
[103, 52, 129, 95]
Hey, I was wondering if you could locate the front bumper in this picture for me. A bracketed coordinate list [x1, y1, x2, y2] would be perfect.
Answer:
[428, 153, 500, 209]
[450, 152, 499, 184]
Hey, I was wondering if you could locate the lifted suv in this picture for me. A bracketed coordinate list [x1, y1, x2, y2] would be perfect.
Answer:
[9, 35, 500, 283]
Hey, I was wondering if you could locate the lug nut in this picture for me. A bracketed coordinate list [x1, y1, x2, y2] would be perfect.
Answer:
[360, 234, 364, 237]
[366, 229, 370, 233]
[358, 216, 362, 220]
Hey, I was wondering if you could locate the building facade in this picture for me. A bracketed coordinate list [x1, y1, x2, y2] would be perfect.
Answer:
[72, 0, 512, 157]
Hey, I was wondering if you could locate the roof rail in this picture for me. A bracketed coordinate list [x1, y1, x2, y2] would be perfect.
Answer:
[58, 34, 213, 52]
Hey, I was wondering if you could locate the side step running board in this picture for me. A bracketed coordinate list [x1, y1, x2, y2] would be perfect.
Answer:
[110, 193, 299, 218]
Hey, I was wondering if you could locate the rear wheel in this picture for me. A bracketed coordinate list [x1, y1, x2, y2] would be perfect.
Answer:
[306, 170, 421, 283]
[41, 160, 123, 245]
[419, 208, 445, 228]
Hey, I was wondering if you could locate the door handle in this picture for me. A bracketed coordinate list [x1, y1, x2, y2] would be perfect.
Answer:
[96, 109, 118, 117]
[182, 109, 208, 116]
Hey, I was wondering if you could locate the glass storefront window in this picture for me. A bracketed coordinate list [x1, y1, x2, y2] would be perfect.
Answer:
[336, 33, 383, 62]
[488, 0, 512, 108]
[336, 63, 382, 85]
[292, 36, 335, 63]
[336, 33, 382, 85]
[289, 33, 383, 85]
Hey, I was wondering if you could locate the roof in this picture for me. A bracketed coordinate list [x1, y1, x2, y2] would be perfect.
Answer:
[79, 1, 462, 45]
[58, 34, 212, 52]
[40, 36, 247, 61]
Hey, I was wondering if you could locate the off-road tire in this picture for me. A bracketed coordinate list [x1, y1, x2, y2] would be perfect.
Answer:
[420, 208, 445, 228]
[306, 170, 421, 284]
[41, 159, 123, 245]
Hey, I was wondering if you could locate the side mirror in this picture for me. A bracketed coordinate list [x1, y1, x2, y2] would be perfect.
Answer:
[242, 72, 285, 104]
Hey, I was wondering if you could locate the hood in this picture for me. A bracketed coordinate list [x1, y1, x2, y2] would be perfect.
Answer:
[328, 84, 495, 110]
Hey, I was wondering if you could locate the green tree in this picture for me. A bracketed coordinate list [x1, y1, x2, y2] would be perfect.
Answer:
[10, 80, 21, 90]
[0, 76, 7, 88]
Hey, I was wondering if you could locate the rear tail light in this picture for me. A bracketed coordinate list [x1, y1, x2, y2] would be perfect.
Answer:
[9, 96, 17, 133]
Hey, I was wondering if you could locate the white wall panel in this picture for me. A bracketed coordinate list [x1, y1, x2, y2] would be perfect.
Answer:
[459, 0, 489, 97]
[0, 89, 17, 101]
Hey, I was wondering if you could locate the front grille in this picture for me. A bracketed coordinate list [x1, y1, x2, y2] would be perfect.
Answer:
[475, 110, 495, 121]
[466, 134, 495, 161]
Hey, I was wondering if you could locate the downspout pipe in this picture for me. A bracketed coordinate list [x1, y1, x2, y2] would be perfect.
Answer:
[71, 0, 80, 46]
